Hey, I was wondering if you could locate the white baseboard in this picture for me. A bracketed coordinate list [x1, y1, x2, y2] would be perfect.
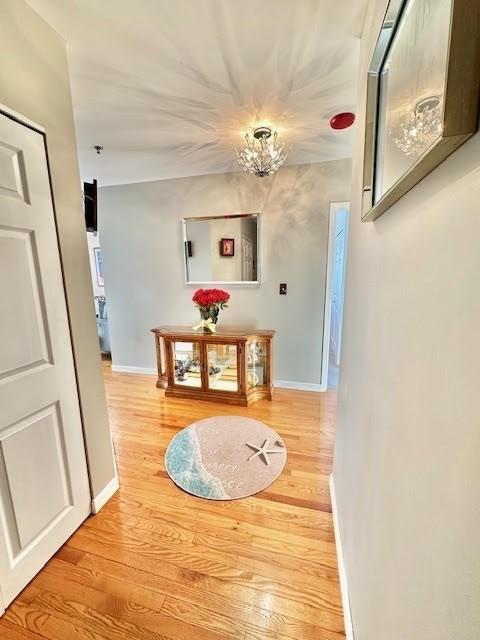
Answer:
[110, 368, 324, 393]
[111, 364, 157, 375]
[91, 476, 119, 514]
[329, 474, 354, 640]
[274, 379, 323, 392]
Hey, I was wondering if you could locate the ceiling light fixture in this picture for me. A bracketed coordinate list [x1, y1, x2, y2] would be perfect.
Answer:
[394, 96, 443, 157]
[235, 126, 290, 178]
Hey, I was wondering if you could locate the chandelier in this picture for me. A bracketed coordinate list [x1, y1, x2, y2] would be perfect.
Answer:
[235, 126, 290, 177]
[394, 96, 443, 157]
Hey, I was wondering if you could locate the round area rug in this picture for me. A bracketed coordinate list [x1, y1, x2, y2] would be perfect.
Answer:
[165, 416, 287, 500]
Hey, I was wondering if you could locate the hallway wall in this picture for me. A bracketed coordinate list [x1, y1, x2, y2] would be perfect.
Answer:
[99, 159, 351, 386]
[333, 1, 480, 639]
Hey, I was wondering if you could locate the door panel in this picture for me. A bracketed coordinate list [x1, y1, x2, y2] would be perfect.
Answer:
[0, 404, 72, 552]
[0, 113, 90, 609]
[246, 338, 268, 390]
[206, 343, 239, 393]
[0, 141, 29, 203]
[171, 340, 203, 389]
[0, 228, 52, 378]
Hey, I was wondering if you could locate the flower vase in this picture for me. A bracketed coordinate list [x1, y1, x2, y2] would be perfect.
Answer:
[200, 306, 219, 332]
[193, 289, 230, 333]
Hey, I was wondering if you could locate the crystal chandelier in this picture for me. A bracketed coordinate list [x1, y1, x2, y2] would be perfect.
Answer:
[394, 96, 443, 157]
[235, 126, 290, 177]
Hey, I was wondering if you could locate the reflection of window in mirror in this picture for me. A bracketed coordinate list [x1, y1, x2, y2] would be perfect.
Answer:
[183, 214, 259, 284]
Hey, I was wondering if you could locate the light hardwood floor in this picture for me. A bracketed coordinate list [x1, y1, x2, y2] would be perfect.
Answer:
[0, 362, 344, 640]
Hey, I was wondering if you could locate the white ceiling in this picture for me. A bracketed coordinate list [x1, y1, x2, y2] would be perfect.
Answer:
[28, 0, 367, 185]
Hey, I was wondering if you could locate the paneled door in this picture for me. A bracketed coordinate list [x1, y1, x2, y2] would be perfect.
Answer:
[0, 113, 90, 610]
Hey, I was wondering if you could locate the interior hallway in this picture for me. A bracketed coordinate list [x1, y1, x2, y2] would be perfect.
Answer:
[0, 362, 344, 639]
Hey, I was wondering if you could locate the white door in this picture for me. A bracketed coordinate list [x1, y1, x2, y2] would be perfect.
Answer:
[329, 211, 348, 366]
[0, 113, 91, 609]
[241, 236, 254, 281]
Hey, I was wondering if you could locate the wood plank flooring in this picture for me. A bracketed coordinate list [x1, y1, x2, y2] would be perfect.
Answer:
[0, 362, 344, 639]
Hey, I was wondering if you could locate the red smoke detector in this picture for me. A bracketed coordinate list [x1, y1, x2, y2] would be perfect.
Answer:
[329, 112, 355, 130]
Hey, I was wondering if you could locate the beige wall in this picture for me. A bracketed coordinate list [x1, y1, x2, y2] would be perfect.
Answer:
[99, 160, 351, 386]
[333, 1, 480, 639]
[0, 0, 117, 499]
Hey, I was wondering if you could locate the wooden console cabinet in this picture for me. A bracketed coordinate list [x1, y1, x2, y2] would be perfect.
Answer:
[151, 325, 274, 406]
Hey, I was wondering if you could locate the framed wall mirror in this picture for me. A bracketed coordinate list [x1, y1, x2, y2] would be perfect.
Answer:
[183, 213, 260, 285]
[362, 0, 480, 221]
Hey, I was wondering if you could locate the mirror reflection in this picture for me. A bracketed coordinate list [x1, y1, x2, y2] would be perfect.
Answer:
[373, 0, 450, 201]
[183, 213, 259, 284]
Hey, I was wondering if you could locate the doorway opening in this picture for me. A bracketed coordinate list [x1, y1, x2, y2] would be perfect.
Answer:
[86, 231, 111, 357]
[321, 202, 350, 390]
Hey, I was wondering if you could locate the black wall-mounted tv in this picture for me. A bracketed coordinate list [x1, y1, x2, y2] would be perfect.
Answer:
[84, 179, 97, 232]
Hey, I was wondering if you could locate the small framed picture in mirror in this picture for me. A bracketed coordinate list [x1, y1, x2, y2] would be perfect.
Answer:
[220, 238, 235, 257]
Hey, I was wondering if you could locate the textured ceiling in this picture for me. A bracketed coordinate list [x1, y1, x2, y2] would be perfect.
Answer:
[28, 0, 367, 185]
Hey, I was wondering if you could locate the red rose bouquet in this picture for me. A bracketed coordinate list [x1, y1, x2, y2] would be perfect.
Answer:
[192, 288, 230, 332]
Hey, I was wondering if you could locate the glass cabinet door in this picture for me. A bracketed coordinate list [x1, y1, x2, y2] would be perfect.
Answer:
[247, 338, 268, 390]
[206, 343, 239, 393]
[171, 341, 202, 388]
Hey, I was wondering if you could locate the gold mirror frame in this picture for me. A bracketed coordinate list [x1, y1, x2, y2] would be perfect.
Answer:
[362, 0, 480, 222]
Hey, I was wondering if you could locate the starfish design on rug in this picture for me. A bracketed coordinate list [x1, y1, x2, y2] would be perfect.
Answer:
[245, 438, 284, 466]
